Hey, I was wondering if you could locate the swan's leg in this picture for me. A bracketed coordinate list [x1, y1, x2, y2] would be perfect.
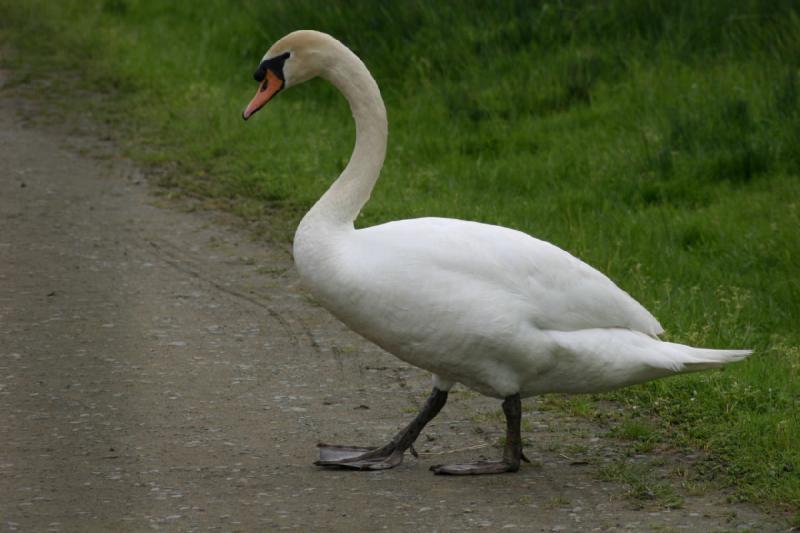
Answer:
[315, 387, 448, 470]
[430, 393, 524, 475]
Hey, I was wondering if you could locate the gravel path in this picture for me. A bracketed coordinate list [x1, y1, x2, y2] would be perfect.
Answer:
[0, 73, 785, 531]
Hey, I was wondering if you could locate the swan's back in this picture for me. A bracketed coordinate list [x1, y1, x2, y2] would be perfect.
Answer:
[347, 217, 664, 337]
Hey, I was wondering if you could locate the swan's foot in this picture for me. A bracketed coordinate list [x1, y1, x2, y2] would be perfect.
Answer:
[315, 443, 405, 470]
[314, 387, 448, 471]
[316, 444, 375, 462]
[431, 393, 525, 476]
[430, 459, 519, 475]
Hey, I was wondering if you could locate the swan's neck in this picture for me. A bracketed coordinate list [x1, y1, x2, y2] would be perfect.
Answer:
[300, 44, 387, 232]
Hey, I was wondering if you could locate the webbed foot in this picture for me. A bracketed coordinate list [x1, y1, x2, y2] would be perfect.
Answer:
[431, 393, 526, 476]
[315, 443, 404, 470]
[314, 387, 449, 472]
[430, 460, 519, 475]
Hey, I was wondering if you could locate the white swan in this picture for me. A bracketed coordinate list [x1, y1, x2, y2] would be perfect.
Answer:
[243, 30, 751, 475]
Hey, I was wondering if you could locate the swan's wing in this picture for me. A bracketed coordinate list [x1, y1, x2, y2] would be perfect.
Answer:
[354, 217, 663, 336]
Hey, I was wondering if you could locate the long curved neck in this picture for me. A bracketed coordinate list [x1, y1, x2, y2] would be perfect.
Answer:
[302, 44, 387, 231]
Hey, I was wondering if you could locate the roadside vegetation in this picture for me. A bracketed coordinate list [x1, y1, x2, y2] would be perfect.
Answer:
[1, 0, 797, 513]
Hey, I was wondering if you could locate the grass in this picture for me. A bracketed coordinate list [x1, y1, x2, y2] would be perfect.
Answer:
[597, 459, 684, 510]
[1, 0, 798, 512]
[608, 417, 661, 453]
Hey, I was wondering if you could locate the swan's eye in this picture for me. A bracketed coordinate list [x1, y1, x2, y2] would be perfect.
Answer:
[253, 51, 291, 82]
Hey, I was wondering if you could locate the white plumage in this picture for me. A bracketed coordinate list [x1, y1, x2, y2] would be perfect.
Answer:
[296, 215, 748, 399]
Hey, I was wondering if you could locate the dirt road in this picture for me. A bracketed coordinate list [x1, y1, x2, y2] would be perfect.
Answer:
[0, 74, 784, 531]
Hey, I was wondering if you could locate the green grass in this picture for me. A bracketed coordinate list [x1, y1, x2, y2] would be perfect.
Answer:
[1, 0, 798, 511]
[597, 459, 684, 510]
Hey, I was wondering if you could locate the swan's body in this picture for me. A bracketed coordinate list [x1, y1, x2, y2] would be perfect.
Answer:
[244, 30, 750, 474]
[297, 215, 743, 399]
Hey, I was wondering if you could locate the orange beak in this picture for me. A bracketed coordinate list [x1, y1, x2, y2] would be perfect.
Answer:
[242, 69, 284, 120]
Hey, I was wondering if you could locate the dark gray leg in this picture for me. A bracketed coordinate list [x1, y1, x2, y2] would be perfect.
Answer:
[315, 387, 448, 470]
[430, 393, 524, 475]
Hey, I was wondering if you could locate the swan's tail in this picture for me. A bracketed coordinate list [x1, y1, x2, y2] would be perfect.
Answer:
[678, 347, 752, 372]
[613, 335, 753, 375]
[545, 329, 752, 392]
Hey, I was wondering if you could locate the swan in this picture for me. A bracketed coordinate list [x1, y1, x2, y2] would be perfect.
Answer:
[242, 30, 751, 475]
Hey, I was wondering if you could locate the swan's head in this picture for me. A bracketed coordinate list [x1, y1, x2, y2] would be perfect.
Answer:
[242, 30, 337, 120]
